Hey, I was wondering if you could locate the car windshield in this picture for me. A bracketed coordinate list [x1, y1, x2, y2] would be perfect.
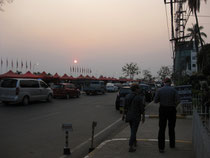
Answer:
[120, 88, 131, 94]
[140, 84, 150, 90]
[1, 79, 17, 88]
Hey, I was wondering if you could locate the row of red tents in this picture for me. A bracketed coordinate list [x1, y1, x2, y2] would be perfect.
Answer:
[0, 70, 134, 82]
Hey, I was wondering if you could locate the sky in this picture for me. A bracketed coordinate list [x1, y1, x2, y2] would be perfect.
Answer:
[0, 0, 210, 78]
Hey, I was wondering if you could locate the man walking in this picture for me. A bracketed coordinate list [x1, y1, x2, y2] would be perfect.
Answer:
[154, 78, 180, 153]
[124, 83, 145, 152]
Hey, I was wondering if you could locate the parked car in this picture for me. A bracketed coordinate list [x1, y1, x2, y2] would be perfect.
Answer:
[52, 83, 80, 99]
[148, 83, 157, 99]
[0, 78, 53, 105]
[115, 86, 131, 112]
[83, 81, 105, 95]
[139, 83, 153, 102]
[106, 83, 118, 92]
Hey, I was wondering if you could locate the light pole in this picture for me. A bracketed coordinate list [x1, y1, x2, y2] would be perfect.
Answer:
[33, 63, 39, 73]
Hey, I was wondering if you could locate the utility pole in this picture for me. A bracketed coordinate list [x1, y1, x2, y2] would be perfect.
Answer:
[164, 0, 190, 81]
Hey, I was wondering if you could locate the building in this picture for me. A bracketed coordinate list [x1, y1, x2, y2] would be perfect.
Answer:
[175, 41, 197, 76]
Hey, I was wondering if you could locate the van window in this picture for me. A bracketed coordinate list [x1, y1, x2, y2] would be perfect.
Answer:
[20, 80, 39, 88]
[40, 81, 48, 88]
[1, 79, 17, 88]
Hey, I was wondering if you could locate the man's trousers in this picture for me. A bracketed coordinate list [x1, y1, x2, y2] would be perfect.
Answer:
[158, 106, 176, 150]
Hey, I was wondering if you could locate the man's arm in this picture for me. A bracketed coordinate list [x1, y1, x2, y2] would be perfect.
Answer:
[154, 90, 160, 103]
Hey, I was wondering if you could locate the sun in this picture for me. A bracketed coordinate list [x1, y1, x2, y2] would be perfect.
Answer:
[73, 59, 78, 64]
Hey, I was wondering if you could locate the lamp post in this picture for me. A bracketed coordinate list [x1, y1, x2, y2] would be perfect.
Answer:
[33, 63, 39, 73]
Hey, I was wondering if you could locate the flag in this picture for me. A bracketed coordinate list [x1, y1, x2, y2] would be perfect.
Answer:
[21, 60, 23, 68]
[16, 59, 18, 68]
[30, 61, 32, 70]
[6, 58, 8, 68]
[1, 58, 3, 67]
[11, 60, 13, 68]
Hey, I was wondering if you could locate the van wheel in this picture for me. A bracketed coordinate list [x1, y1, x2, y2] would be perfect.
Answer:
[66, 94, 70, 99]
[47, 94, 53, 102]
[22, 96, 29, 106]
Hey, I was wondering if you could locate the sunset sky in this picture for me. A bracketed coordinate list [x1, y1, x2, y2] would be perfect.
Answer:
[0, 0, 209, 78]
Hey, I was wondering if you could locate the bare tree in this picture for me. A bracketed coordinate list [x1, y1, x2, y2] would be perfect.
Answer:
[157, 66, 172, 80]
[0, 0, 13, 11]
[142, 69, 152, 82]
[122, 62, 140, 79]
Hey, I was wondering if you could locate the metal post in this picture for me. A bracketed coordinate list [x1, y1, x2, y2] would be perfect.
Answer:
[63, 131, 71, 155]
[62, 124, 73, 155]
[89, 121, 97, 153]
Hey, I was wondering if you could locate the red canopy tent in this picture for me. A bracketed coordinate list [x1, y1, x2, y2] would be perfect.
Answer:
[84, 75, 91, 80]
[91, 76, 98, 80]
[68, 75, 75, 80]
[60, 74, 69, 80]
[77, 74, 85, 80]
[53, 73, 60, 79]
[39, 71, 52, 80]
[21, 71, 40, 79]
[0, 70, 20, 78]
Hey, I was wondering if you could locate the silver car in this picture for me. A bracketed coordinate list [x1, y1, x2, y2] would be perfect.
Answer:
[0, 78, 53, 105]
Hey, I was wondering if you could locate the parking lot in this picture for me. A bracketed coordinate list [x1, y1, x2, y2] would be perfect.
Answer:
[0, 92, 125, 158]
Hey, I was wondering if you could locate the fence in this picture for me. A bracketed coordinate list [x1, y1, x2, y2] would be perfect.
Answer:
[192, 95, 210, 158]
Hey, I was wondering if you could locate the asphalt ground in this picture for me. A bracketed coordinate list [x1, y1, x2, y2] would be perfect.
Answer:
[81, 102, 194, 158]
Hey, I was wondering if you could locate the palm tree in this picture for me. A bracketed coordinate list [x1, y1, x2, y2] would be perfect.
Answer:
[186, 24, 207, 52]
[187, 0, 207, 50]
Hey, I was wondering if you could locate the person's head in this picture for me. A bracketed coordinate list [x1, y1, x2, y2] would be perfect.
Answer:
[130, 83, 140, 93]
[164, 78, 171, 86]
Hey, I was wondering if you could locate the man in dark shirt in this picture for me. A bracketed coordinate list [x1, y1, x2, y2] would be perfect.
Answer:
[154, 78, 180, 153]
[124, 83, 145, 152]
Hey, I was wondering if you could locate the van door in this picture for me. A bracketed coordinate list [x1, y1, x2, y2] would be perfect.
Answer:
[19, 80, 40, 101]
[40, 81, 49, 99]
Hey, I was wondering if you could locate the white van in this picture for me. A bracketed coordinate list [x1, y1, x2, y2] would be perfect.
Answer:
[0, 78, 53, 105]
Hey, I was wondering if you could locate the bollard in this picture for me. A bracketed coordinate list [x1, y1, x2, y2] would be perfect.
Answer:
[62, 124, 73, 155]
[89, 121, 97, 153]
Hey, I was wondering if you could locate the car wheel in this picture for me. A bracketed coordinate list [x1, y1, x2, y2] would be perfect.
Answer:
[47, 94, 53, 102]
[22, 96, 29, 106]
[66, 94, 70, 99]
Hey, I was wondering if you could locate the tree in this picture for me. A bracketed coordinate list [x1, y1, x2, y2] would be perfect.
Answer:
[186, 24, 207, 52]
[197, 44, 210, 75]
[187, 0, 207, 50]
[142, 69, 152, 82]
[0, 0, 13, 11]
[157, 66, 172, 80]
[122, 62, 140, 79]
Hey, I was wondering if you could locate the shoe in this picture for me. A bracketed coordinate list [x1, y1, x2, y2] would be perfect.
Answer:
[129, 147, 136, 152]
[159, 149, 164, 153]
[134, 141, 138, 147]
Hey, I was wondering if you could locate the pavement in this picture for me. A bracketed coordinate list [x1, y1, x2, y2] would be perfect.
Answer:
[83, 102, 195, 158]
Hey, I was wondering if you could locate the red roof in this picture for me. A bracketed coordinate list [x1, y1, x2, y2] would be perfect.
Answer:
[53, 73, 60, 79]
[21, 71, 40, 79]
[60, 74, 69, 80]
[91, 76, 98, 80]
[77, 74, 85, 79]
[84, 75, 91, 80]
[0, 70, 20, 78]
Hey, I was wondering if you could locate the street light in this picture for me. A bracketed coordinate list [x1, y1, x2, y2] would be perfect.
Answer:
[33, 63, 39, 73]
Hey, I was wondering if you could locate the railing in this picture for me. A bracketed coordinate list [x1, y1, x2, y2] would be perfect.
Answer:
[192, 94, 210, 158]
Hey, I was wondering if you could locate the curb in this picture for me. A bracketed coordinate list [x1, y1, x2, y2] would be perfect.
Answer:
[145, 114, 192, 119]
[83, 138, 192, 158]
